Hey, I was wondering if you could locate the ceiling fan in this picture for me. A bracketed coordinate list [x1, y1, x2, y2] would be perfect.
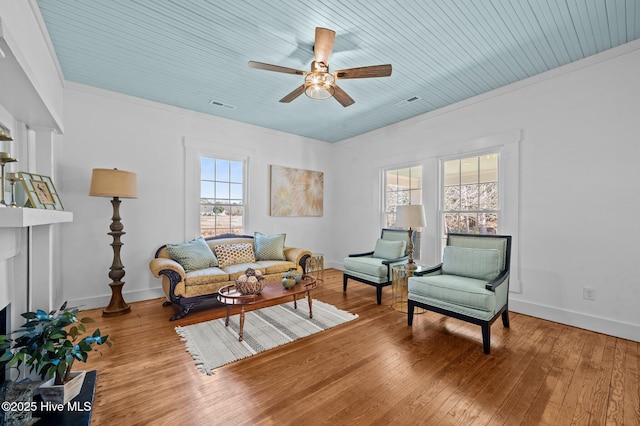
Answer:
[248, 27, 392, 107]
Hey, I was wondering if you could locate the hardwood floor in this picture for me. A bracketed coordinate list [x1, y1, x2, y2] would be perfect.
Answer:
[79, 269, 639, 425]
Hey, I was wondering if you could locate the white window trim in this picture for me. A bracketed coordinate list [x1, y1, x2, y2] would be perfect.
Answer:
[183, 137, 250, 240]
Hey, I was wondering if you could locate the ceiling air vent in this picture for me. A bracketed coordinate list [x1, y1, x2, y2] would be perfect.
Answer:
[209, 100, 236, 110]
[395, 96, 421, 107]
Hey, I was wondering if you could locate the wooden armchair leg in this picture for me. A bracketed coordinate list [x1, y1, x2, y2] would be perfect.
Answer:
[376, 286, 382, 305]
[343, 275, 348, 292]
[502, 310, 510, 328]
[482, 323, 491, 354]
[407, 302, 415, 326]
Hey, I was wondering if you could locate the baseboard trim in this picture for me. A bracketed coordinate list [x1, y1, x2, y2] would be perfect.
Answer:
[331, 260, 639, 342]
[510, 298, 639, 343]
[67, 288, 165, 311]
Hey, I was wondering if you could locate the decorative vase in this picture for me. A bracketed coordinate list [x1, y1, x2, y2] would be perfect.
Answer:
[281, 277, 296, 289]
[39, 371, 86, 405]
[283, 268, 303, 283]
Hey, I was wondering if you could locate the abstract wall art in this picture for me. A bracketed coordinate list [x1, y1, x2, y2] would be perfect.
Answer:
[270, 165, 323, 216]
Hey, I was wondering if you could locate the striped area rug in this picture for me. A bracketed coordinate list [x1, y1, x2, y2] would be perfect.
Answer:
[175, 299, 358, 374]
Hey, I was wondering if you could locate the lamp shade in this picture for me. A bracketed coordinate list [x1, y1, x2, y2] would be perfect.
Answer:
[89, 168, 138, 198]
[395, 204, 426, 229]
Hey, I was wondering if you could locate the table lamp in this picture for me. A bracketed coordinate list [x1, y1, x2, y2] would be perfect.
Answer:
[89, 168, 137, 316]
[395, 204, 426, 270]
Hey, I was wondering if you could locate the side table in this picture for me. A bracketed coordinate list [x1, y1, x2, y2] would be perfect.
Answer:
[392, 265, 427, 313]
[305, 253, 324, 283]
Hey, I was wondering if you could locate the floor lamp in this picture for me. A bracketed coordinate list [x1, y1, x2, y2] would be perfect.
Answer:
[89, 168, 137, 317]
[395, 204, 426, 270]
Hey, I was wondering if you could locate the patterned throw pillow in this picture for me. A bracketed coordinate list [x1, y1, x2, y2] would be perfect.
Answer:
[254, 232, 286, 261]
[166, 237, 218, 273]
[214, 243, 256, 268]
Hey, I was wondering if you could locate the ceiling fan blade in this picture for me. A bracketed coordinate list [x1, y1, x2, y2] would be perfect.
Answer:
[314, 27, 336, 64]
[248, 61, 306, 75]
[333, 84, 355, 107]
[335, 64, 392, 79]
[279, 84, 306, 103]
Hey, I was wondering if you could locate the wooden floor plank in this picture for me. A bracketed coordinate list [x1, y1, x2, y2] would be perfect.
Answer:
[588, 335, 617, 425]
[622, 339, 640, 425]
[73, 269, 639, 425]
[605, 338, 627, 425]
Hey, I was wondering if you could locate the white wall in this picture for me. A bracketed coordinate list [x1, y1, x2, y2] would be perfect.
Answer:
[60, 84, 334, 309]
[332, 42, 640, 342]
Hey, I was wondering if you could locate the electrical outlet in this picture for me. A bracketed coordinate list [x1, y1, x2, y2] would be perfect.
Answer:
[583, 287, 596, 301]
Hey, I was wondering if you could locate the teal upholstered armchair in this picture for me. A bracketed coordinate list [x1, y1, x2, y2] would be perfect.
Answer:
[407, 233, 512, 354]
[343, 228, 415, 304]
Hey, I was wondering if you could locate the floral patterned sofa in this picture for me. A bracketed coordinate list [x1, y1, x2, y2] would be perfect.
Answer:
[149, 233, 311, 320]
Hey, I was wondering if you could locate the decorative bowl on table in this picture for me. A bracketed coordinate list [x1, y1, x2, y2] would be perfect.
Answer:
[235, 268, 265, 295]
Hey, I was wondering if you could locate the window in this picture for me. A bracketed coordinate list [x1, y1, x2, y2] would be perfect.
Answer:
[200, 157, 244, 236]
[441, 153, 499, 241]
[384, 165, 423, 227]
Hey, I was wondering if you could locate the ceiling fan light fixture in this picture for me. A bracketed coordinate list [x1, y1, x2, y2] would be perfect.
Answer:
[304, 72, 335, 100]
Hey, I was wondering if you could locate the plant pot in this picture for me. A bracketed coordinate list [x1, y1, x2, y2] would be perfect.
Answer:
[39, 371, 86, 405]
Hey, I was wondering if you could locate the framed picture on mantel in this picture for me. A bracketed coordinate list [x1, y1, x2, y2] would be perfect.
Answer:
[19, 172, 65, 210]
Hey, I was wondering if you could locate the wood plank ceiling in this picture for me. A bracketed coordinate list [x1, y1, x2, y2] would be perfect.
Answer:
[36, 0, 640, 142]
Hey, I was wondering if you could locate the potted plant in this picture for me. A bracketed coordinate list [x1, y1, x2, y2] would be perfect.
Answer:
[0, 302, 111, 404]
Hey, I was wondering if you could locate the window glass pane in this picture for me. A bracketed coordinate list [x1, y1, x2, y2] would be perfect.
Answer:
[386, 194, 398, 213]
[460, 156, 479, 185]
[444, 186, 460, 210]
[479, 182, 498, 210]
[216, 159, 230, 181]
[396, 190, 410, 205]
[386, 170, 398, 190]
[479, 154, 498, 183]
[214, 214, 226, 230]
[410, 166, 422, 188]
[396, 168, 411, 190]
[444, 159, 460, 186]
[230, 161, 243, 183]
[230, 183, 242, 199]
[201, 181, 214, 199]
[444, 213, 459, 234]
[386, 212, 396, 227]
[479, 213, 498, 234]
[215, 182, 229, 199]
[459, 213, 479, 233]
[201, 158, 215, 179]
[460, 184, 479, 210]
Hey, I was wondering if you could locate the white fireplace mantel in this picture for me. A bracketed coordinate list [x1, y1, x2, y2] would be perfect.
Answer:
[0, 207, 73, 227]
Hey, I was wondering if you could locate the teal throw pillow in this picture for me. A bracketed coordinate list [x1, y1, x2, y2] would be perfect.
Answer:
[254, 232, 286, 261]
[372, 239, 406, 259]
[442, 246, 501, 281]
[166, 237, 219, 273]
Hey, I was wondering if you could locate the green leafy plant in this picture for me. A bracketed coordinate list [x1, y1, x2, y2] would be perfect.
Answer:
[0, 302, 111, 385]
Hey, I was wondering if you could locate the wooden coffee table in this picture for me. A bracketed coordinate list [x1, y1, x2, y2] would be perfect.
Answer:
[217, 274, 317, 341]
